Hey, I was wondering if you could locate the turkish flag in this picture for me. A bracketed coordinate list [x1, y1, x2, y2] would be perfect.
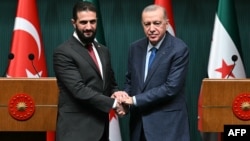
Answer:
[155, 0, 175, 36]
[7, 0, 54, 141]
[7, 0, 47, 78]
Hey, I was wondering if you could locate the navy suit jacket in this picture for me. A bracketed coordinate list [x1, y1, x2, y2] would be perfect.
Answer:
[53, 36, 118, 141]
[124, 32, 190, 141]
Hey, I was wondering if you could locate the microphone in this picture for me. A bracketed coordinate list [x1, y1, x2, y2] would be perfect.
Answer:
[8, 53, 15, 60]
[227, 55, 238, 79]
[232, 55, 238, 62]
[28, 53, 41, 78]
[2, 53, 15, 77]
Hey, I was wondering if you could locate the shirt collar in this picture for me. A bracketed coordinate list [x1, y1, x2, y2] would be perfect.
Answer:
[147, 33, 166, 52]
[73, 31, 91, 47]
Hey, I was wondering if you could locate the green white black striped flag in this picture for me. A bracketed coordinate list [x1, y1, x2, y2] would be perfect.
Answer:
[208, 0, 245, 79]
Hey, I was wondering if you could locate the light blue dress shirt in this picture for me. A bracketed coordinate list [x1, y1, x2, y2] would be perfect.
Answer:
[133, 34, 166, 106]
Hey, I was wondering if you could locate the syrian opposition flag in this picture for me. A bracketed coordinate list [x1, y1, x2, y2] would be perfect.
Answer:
[207, 0, 245, 79]
[109, 109, 122, 141]
[199, 0, 245, 141]
[155, 0, 175, 36]
[83, 0, 122, 140]
[7, 0, 47, 78]
[7, 0, 54, 141]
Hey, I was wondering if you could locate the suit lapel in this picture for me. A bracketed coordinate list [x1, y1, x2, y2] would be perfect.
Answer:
[70, 37, 102, 78]
[93, 41, 106, 81]
[136, 41, 148, 90]
[143, 33, 172, 89]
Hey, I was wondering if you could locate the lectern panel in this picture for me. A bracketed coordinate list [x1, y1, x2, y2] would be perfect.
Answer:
[0, 78, 58, 131]
[199, 79, 250, 132]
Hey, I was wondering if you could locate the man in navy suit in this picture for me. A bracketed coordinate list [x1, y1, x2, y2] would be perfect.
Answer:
[122, 4, 190, 141]
[53, 1, 127, 141]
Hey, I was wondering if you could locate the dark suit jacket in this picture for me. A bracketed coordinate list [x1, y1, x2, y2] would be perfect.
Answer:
[53, 36, 118, 141]
[124, 32, 190, 141]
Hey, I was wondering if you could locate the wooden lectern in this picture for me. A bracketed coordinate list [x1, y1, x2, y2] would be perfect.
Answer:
[0, 78, 58, 131]
[199, 78, 250, 132]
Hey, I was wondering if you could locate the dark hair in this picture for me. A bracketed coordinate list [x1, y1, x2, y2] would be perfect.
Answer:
[72, 1, 97, 21]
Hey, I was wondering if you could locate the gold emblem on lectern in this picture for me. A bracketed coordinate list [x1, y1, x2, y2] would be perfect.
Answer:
[241, 102, 250, 111]
[232, 93, 250, 120]
[16, 102, 27, 111]
[8, 93, 35, 121]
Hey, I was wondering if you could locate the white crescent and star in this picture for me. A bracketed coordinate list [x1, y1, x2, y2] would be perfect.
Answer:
[14, 17, 41, 59]
[7, 17, 42, 78]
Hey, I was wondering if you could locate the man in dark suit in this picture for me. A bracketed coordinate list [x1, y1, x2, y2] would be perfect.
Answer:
[53, 1, 126, 141]
[122, 4, 190, 141]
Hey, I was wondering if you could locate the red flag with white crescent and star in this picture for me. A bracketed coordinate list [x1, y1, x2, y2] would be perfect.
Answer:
[155, 0, 175, 36]
[6, 0, 54, 141]
[7, 0, 47, 78]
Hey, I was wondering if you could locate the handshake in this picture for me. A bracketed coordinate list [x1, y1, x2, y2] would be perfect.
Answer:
[111, 91, 132, 117]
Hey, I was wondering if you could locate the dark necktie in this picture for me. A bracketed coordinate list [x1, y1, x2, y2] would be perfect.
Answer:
[87, 44, 100, 72]
[148, 47, 157, 70]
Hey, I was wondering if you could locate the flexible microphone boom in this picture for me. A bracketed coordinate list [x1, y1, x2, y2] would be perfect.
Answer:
[28, 53, 41, 78]
[227, 55, 238, 79]
[2, 53, 15, 77]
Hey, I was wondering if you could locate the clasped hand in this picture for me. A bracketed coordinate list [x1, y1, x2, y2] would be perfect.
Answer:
[111, 91, 133, 117]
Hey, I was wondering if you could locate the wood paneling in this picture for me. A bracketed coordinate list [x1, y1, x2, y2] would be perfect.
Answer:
[0, 78, 58, 131]
[200, 79, 250, 132]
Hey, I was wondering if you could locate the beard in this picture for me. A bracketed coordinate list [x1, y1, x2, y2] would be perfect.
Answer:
[75, 26, 96, 45]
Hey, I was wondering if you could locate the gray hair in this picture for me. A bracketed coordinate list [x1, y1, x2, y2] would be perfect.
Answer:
[142, 4, 167, 20]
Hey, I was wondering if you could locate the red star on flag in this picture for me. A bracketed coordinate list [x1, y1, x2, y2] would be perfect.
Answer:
[215, 59, 235, 78]
[109, 109, 117, 121]
[109, 109, 122, 140]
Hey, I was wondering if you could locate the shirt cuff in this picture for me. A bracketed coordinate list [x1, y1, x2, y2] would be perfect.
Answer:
[132, 96, 137, 106]
[112, 99, 117, 109]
